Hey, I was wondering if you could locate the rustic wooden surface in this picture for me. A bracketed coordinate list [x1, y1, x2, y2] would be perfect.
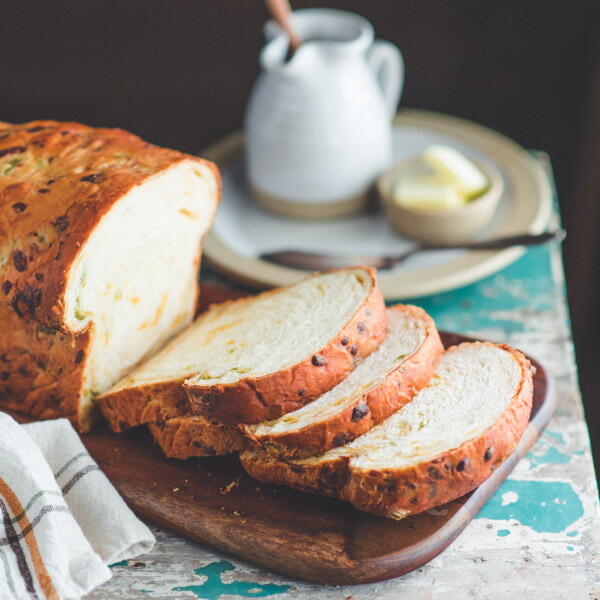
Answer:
[89, 178, 600, 598]
[80, 334, 552, 586]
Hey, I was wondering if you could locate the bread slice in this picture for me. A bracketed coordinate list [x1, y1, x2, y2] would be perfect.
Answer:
[100, 267, 386, 430]
[148, 415, 246, 459]
[244, 304, 443, 458]
[0, 120, 219, 431]
[241, 342, 533, 520]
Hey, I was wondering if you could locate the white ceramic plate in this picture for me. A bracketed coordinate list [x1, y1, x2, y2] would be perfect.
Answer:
[202, 109, 552, 299]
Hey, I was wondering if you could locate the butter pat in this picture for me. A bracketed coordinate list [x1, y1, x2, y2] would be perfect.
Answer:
[423, 145, 489, 200]
[392, 175, 465, 212]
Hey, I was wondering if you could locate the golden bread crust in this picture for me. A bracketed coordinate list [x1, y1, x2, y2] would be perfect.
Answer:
[0, 300, 94, 430]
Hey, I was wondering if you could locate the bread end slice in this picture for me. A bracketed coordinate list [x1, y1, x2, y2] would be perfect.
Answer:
[100, 377, 188, 432]
[148, 415, 246, 459]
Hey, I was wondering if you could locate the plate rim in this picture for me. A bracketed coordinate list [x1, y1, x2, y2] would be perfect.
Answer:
[202, 109, 553, 299]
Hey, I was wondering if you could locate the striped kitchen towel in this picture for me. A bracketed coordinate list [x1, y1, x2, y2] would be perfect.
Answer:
[0, 413, 155, 599]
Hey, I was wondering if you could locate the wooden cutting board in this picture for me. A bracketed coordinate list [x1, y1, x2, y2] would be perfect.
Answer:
[77, 329, 553, 586]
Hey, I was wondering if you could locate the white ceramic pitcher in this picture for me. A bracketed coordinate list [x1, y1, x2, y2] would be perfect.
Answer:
[245, 8, 404, 218]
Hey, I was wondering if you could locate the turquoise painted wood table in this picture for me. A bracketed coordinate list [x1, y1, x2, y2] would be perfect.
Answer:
[89, 169, 600, 600]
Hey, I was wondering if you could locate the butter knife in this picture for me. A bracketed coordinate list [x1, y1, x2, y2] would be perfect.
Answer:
[259, 229, 566, 270]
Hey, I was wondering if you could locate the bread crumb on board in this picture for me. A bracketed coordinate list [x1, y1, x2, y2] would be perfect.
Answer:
[219, 476, 241, 494]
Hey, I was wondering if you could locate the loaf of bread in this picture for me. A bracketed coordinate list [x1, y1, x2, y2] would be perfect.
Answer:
[100, 267, 386, 430]
[241, 342, 533, 519]
[0, 120, 220, 431]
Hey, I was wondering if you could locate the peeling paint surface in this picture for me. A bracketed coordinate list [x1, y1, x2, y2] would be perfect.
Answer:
[172, 561, 290, 599]
[90, 196, 600, 598]
[477, 479, 584, 533]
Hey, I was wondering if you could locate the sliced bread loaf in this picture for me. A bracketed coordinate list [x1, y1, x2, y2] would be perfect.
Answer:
[241, 342, 533, 520]
[244, 304, 443, 458]
[0, 120, 219, 431]
[148, 415, 246, 459]
[100, 267, 386, 430]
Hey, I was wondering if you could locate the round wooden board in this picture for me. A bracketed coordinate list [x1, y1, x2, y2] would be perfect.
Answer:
[202, 109, 553, 299]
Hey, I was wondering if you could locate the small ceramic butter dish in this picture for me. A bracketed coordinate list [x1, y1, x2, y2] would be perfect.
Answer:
[377, 157, 504, 244]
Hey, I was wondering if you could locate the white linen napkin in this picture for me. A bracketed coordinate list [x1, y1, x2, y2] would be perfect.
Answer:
[0, 413, 155, 599]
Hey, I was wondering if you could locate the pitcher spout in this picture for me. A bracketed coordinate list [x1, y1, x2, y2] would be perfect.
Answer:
[259, 35, 324, 75]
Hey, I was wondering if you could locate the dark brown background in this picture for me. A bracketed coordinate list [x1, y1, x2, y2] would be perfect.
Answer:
[1, 0, 599, 467]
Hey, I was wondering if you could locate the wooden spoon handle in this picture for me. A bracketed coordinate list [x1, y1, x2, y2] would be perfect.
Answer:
[265, 0, 302, 51]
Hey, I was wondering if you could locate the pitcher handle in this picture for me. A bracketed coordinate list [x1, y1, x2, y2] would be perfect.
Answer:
[367, 40, 404, 119]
